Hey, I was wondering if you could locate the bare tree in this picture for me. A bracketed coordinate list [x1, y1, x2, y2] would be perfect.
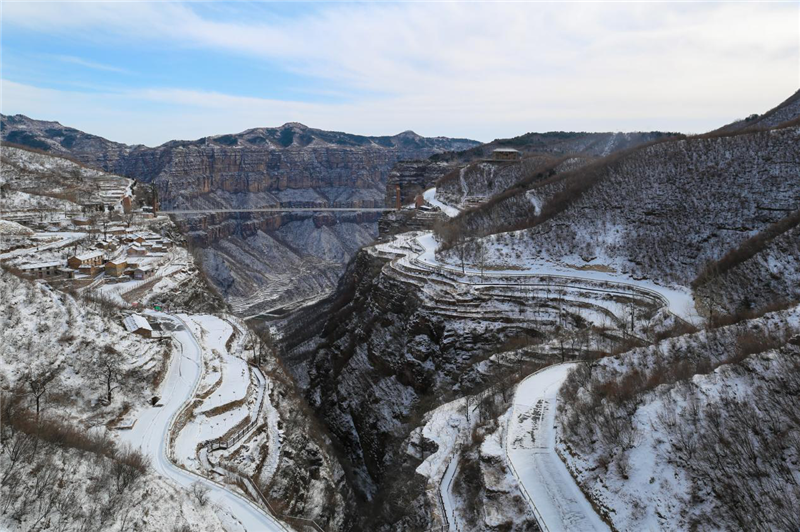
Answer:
[112, 444, 149, 493]
[471, 239, 488, 280]
[455, 237, 470, 274]
[25, 366, 59, 419]
[92, 346, 123, 404]
[190, 481, 210, 506]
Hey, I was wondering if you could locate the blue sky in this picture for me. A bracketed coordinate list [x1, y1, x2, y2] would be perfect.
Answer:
[2, 1, 798, 146]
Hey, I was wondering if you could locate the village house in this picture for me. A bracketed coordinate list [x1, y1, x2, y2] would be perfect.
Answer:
[71, 217, 92, 227]
[67, 251, 104, 269]
[77, 264, 102, 277]
[18, 261, 62, 279]
[128, 244, 148, 256]
[123, 314, 153, 338]
[108, 226, 128, 236]
[105, 260, 128, 278]
[94, 239, 119, 252]
[133, 265, 155, 280]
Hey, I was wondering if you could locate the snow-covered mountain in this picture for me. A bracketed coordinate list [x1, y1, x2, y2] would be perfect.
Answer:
[0, 144, 356, 531]
[271, 88, 800, 530]
[713, 88, 800, 133]
[4, 86, 800, 532]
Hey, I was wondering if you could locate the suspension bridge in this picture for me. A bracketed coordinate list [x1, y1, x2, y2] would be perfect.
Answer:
[157, 207, 396, 214]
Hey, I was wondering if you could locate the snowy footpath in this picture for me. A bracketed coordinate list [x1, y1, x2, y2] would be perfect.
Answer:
[119, 313, 287, 532]
[506, 364, 609, 532]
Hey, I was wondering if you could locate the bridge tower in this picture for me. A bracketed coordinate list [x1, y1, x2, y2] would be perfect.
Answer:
[395, 185, 401, 211]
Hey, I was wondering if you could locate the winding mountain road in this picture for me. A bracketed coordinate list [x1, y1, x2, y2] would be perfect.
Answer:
[505, 364, 609, 532]
[119, 313, 288, 532]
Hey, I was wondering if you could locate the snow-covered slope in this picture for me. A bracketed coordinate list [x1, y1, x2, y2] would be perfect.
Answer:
[1, 145, 131, 217]
[693, 212, 800, 315]
[0, 269, 241, 532]
[715, 88, 800, 133]
[557, 306, 800, 531]
[442, 125, 800, 289]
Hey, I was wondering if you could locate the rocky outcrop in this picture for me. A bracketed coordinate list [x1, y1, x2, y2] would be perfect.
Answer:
[384, 160, 452, 208]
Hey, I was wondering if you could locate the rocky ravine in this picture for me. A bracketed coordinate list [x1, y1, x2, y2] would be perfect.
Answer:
[278, 224, 668, 530]
[1, 115, 479, 315]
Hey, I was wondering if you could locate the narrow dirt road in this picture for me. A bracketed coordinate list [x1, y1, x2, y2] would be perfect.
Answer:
[506, 364, 609, 532]
[119, 313, 287, 532]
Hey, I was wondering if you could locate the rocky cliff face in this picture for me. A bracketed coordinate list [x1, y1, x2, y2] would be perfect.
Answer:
[0, 116, 478, 314]
[280, 249, 523, 528]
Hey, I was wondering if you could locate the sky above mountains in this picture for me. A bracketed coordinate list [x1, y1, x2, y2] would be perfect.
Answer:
[2, 1, 798, 146]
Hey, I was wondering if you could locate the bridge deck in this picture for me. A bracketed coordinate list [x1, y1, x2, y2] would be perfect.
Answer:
[159, 207, 395, 214]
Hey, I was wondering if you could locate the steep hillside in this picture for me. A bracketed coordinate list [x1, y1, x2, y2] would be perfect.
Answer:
[0, 145, 132, 224]
[0, 142, 359, 530]
[557, 306, 800, 531]
[1, 115, 479, 315]
[0, 269, 233, 532]
[439, 125, 800, 292]
[279, 225, 674, 529]
[430, 130, 673, 164]
[715, 88, 800, 133]
[693, 210, 800, 315]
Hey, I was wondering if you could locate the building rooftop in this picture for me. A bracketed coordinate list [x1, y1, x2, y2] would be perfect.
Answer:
[72, 251, 103, 261]
[123, 314, 152, 333]
[19, 261, 62, 269]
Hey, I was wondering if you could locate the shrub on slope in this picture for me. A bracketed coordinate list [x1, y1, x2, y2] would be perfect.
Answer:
[557, 306, 800, 531]
[442, 126, 800, 286]
[693, 209, 800, 315]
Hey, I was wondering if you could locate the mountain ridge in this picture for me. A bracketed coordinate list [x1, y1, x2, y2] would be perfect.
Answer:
[0, 114, 480, 315]
[0, 113, 479, 153]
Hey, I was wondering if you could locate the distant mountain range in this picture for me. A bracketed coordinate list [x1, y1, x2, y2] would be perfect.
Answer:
[0, 116, 479, 315]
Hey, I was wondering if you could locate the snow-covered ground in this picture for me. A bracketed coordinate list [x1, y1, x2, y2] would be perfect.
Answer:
[373, 230, 695, 326]
[0, 218, 35, 235]
[412, 395, 472, 530]
[506, 364, 610, 532]
[415, 232, 697, 321]
[556, 307, 800, 531]
[120, 312, 288, 532]
[423, 187, 460, 217]
[0, 230, 87, 261]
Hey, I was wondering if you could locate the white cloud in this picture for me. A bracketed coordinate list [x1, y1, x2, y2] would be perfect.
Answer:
[2, 2, 798, 143]
[52, 55, 130, 74]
